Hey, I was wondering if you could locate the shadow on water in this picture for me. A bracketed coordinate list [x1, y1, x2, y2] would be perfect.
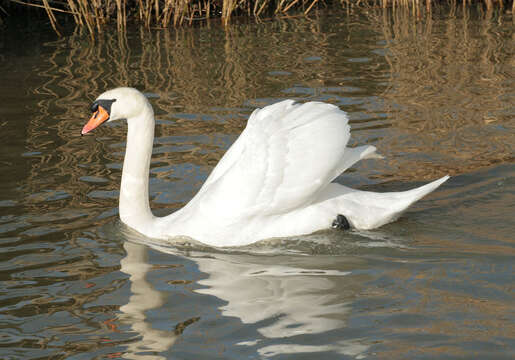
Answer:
[0, 5, 513, 359]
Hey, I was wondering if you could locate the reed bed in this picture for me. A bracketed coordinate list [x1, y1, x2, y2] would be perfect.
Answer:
[2, 0, 513, 36]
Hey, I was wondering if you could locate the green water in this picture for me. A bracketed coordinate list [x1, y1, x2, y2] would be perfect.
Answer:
[0, 7, 513, 359]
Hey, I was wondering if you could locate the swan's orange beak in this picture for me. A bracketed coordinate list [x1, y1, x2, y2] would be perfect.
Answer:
[82, 105, 110, 135]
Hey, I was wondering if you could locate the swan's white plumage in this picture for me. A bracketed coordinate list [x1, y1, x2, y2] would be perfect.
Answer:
[86, 88, 449, 247]
[197, 100, 351, 216]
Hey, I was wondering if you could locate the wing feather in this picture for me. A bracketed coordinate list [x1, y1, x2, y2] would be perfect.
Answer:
[190, 100, 351, 219]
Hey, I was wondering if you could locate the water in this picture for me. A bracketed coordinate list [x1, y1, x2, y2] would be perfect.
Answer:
[1, 7, 514, 359]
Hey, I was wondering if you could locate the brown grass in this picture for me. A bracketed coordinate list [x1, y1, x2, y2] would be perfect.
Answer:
[2, 0, 513, 37]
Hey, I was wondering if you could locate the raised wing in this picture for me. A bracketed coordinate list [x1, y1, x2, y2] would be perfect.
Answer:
[189, 100, 352, 220]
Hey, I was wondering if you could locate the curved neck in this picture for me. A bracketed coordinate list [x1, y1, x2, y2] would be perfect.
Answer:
[119, 105, 155, 231]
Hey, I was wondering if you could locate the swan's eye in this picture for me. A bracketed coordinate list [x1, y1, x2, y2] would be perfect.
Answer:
[90, 102, 99, 113]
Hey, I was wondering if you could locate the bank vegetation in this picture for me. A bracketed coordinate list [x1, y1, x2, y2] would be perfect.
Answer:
[1, 0, 513, 36]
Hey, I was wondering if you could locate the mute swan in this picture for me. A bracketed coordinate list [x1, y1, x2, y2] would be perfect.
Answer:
[82, 87, 449, 247]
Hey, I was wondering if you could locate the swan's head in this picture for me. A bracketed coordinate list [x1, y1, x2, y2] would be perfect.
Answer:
[82, 87, 151, 135]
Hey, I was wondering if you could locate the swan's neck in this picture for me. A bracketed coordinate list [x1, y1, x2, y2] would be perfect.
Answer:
[119, 105, 155, 231]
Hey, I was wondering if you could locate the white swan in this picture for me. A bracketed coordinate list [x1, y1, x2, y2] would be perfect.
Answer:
[82, 87, 449, 247]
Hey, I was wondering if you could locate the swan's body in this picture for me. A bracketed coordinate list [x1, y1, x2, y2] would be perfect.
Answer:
[83, 87, 449, 247]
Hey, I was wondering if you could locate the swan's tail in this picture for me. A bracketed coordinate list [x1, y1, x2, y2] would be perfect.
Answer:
[391, 175, 449, 205]
[323, 176, 450, 230]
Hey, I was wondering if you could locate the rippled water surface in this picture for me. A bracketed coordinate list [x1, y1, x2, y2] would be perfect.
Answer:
[1, 7, 514, 359]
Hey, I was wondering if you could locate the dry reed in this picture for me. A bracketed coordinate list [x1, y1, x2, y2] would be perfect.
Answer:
[2, 0, 513, 37]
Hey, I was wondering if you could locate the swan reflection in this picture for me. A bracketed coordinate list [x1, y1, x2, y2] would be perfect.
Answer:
[195, 257, 350, 338]
[118, 241, 177, 360]
[118, 234, 370, 358]
[194, 254, 369, 358]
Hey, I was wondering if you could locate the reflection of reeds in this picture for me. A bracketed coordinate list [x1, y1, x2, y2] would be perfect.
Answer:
[365, 6, 514, 179]
[6, 0, 512, 36]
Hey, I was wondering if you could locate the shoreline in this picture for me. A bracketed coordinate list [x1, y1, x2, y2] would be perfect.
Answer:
[1, 0, 513, 37]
